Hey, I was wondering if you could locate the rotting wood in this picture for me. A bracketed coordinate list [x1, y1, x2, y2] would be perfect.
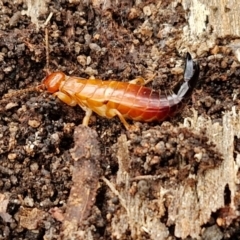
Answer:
[105, 108, 240, 239]
[178, 0, 240, 58]
[182, 0, 240, 37]
[108, 134, 169, 240]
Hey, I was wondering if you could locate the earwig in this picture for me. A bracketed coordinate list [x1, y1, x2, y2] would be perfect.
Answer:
[40, 53, 199, 130]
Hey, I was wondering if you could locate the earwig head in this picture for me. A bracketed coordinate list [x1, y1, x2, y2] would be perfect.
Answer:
[42, 71, 66, 93]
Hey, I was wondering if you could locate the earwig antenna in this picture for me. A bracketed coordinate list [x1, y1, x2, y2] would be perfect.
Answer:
[1, 86, 43, 102]
[43, 12, 53, 75]
[0, 13, 54, 102]
[45, 27, 50, 73]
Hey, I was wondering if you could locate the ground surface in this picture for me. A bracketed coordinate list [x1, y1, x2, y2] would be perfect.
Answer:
[0, 0, 240, 239]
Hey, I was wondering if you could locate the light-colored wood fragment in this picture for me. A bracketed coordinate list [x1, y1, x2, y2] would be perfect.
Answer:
[182, 0, 240, 37]
[179, 0, 240, 57]
[168, 109, 240, 238]
[107, 108, 240, 239]
[21, 0, 49, 30]
[109, 135, 169, 240]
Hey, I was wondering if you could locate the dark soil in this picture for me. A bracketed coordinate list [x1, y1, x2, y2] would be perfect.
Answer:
[0, 0, 240, 239]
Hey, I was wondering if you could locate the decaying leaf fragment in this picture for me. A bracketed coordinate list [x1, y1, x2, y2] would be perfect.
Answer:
[0, 194, 12, 223]
[61, 125, 101, 238]
[18, 207, 47, 230]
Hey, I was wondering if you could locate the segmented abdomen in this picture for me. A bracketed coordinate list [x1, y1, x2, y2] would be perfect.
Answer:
[105, 81, 182, 121]
[62, 78, 182, 122]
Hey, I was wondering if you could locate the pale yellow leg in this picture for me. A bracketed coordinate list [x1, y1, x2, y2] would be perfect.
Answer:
[53, 92, 77, 106]
[82, 108, 93, 126]
[129, 77, 145, 85]
[107, 109, 130, 130]
[129, 74, 156, 86]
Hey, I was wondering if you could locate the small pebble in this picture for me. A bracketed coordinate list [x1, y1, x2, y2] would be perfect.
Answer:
[143, 6, 152, 16]
[28, 119, 41, 128]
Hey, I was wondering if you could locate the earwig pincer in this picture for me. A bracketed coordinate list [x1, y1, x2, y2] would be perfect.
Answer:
[41, 53, 199, 130]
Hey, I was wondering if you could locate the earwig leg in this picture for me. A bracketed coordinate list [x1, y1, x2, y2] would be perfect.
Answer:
[107, 109, 130, 130]
[129, 77, 145, 85]
[53, 92, 77, 106]
[129, 74, 156, 86]
[82, 108, 93, 126]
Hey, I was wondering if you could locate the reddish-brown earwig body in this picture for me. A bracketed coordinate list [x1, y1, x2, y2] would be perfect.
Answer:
[41, 53, 199, 130]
